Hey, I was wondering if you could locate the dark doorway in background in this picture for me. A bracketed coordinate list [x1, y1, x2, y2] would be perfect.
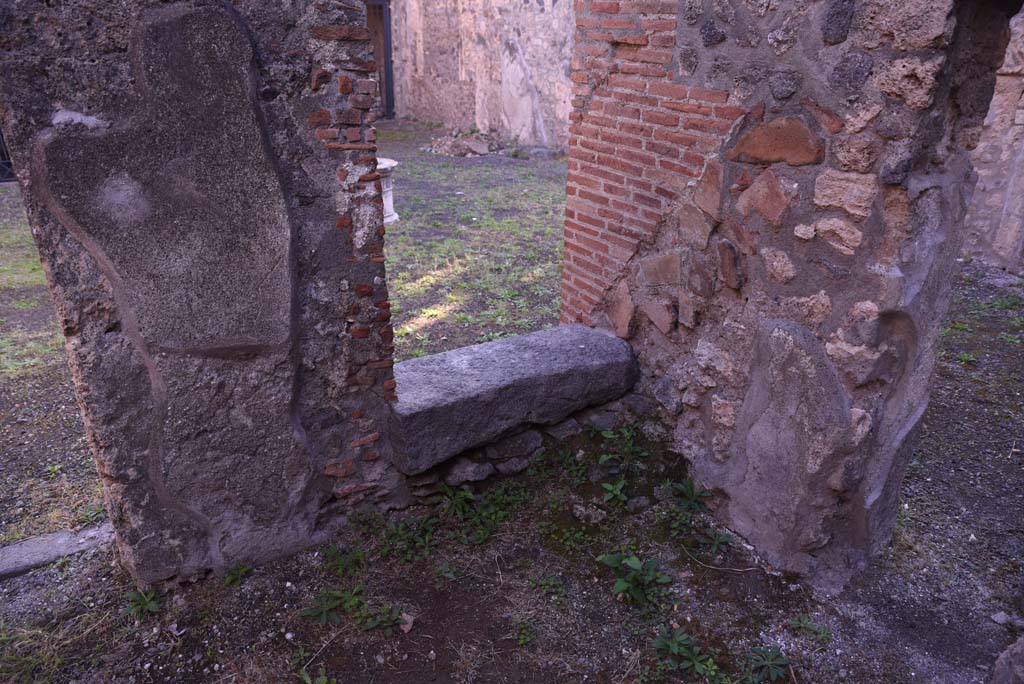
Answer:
[366, 0, 395, 119]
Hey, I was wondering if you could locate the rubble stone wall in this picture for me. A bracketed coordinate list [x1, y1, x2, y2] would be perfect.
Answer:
[561, 0, 1020, 590]
[390, 0, 574, 149]
[964, 13, 1024, 274]
[0, 0, 404, 585]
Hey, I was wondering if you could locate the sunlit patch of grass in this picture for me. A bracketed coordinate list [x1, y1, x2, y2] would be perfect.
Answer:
[0, 324, 64, 376]
[0, 476, 105, 545]
[384, 147, 565, 360]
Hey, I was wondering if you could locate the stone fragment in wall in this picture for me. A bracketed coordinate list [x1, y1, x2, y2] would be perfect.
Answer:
[682, 0, 704, 24]
[767, 11, 804, 55]
[877, 186, 912, 265]
[736, 169, 791, 226]
[746, 0, 780, 17]
[769, 69, 801, 100]
[654, 375, 685, 415]
[726, 116, 824, 166]
[641, 251, 683, 287]
[711, 395, 739, 428]
[717, 239, 745, 290]
[833, 134, 878, 173]
[677, 289, 701, 329]
[607, 280, 635, 339]
[678, 203, 715, 249]
[829, 51, 874, 96]
[695, 338, 737, 381]
[845, 101, 884, 133]
[822, 0, 855, 45]
[762, 247, 796, 283]
[701, 20, 728, 46]
[779, 290, 833, 326]
[814, 217, 863, 255]
[879, 139, 915, 185]
[686, 251, 717, 298]
[814, 169, 878, 219]
[495, 458, 530, 475]
[713, 0, 736, 22]
[855, 0, 955, 51]
[800, 98, 844, 135]
[873, 57, 944, 110]
[694, 161, 724, 223]
[849, 408, 872, 446]
[444, 457, 495, 487]
[639, 297, 676, 335]
[485, 429, 543, 462]
[794, 223, 816, 240]
[825, 337, 882, 386]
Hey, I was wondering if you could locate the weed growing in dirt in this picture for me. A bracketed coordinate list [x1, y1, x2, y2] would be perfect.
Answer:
[602, 478, 628, 505]
[125, 588, 160, 618]
[651, 625, 724, 681]
[223, 565, 251, 587]
[956, 352, 977, 364]
[296, 665, 337, 684]
[323, 546, 365, 578]
[596, 553, 670, 608]
[741, 646, 791, 683]
[510, 619, 536, 647]
[598, 425, 649, 475]
[537, 521, 591, 552]
[789, 615, 832, 644]
[530, 574, 568, 603]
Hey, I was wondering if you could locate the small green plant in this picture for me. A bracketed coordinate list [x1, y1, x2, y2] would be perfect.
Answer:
[789, 615, 832, 644]
[381, 516, 438, 562]
[434, 560, 458, 584]
[596, 553, 670, 607]
[74, 503, 107, 527]
[537, 522, 591, 552]
[511, 619, 536, 647]
[224, 564, 251, 587]
[992, 295, 1022, 311]
[45, 464, 63, 480]
[296, 665, 336, 684]
[431, 484, 477, 520]
[956, 352, 977, 364]
[302, 590, 345, 625]
[998, 332, 1022, 344]
[672, 479, 712, 512]
[530, 574, 567, 602]
[323, 546, 365, 578]
[950, 321, 971, 331]
[602, 478, 628, 506]
[598, 425, 649, 475]
[741, 646, 790, 683]
[125, 588, 160, 618]
[651, 625, 722, 678]
[700, 530, 733, 555]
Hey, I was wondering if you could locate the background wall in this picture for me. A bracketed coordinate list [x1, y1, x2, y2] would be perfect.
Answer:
[390, 0, 574, 149]
[964, 13, 1024, 274]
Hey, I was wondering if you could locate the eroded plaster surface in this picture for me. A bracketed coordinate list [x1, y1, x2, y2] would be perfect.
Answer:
[390, 0, 574, 148]
[964, 13, 1024, 274]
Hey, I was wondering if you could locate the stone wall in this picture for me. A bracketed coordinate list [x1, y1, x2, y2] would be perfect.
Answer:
[0, 0, 404, 585]
[963, 13, 1024, 274]
[561, 0, 1019, 590]
[390, 0, 574, 149]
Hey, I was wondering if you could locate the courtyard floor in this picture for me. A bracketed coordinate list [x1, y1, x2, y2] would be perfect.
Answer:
[0, 121, 1022, 683]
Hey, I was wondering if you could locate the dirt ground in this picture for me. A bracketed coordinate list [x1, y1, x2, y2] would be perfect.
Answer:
[0, 121, 1022, 684]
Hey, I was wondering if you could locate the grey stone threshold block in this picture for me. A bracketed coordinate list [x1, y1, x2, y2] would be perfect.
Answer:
[392, 324, 639, 474]
[0, 522, 114, 581]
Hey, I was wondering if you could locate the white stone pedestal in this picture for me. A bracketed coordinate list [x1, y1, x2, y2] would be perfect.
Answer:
[378, 157, 399, 224]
